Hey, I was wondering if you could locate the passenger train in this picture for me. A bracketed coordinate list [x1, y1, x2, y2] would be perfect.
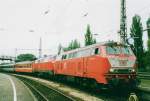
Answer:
[0, 41, 138, 89]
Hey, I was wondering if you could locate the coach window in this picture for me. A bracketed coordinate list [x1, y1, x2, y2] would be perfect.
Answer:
[95, 48, 100, 55]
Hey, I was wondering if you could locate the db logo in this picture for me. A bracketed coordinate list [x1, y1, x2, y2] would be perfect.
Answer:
[119, 60, 127, 66]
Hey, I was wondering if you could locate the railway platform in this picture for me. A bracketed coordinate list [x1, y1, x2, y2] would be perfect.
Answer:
[0, 73, 36, 101]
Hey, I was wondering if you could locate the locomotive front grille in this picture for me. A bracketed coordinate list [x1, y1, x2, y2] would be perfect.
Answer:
[117, 69, 130, 73]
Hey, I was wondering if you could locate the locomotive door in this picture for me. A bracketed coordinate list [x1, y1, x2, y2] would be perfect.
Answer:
[77, 57, 84, 76]
[83, 57, 88, 77]
[77, 57, 87, 77]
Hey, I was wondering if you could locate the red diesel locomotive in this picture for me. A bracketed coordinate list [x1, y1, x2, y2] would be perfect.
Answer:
[53, 41, 137, 88]
[32, 55, 56, 75]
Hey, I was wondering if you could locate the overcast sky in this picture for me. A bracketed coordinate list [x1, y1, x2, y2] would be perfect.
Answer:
[0, 0, 150, 57]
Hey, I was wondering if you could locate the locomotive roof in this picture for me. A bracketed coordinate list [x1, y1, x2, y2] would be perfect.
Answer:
[60, 41, 125, 55]
[35, 55, 56, 62]
[15, 61, 33, 65]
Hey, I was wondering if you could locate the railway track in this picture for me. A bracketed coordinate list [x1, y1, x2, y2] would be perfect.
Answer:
[12, 74, 76, 101]
[136, 72, 150, 101]
[9, 73, 150, 101]
[10, 73, 129, 101]
[136, 87, 150, 101]
[138, 72, 150, 79]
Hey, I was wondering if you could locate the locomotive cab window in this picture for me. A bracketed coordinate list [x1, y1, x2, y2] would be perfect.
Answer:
[95, 48, 100, 55]
[121, 47, 133, 55]
[106, 46, 120, 54]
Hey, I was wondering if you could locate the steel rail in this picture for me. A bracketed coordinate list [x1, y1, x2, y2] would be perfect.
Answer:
[17, 76, 49, 101]
[13, 74, 76, 101]
[40, 82, 76, 101]
[137, 72, 150, 80]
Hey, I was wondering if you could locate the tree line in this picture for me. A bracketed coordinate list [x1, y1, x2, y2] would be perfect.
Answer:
[15, 24, 96, 63]
[130, 15, 150, 71]
[57, 24, 96, 54]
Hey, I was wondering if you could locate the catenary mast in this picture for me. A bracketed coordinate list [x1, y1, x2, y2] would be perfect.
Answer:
[120, 0, 127, 44]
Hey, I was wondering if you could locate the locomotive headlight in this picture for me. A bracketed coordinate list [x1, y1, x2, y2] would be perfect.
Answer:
[131, 69, 135, 72]
[110, 68, 115, 72]
[129, 68, 135, 72]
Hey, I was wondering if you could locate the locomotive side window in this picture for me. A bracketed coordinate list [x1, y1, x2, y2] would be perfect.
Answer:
[68, 53, 73, 59]
[61, 47, 97, 59]
[82, 49, 92, 57]
[64, 54, 67, 59]
[72, 52, 77, 58]
[68, 52, 78, 59]
[76, 51, 82, 58]
[62, 54, 67, 59]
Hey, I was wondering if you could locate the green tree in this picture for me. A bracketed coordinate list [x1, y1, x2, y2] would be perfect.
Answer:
[15, 54, 36, 62]
[147, 17, 150, 51]
[85, 24, 96, 46]
[72, 39, 80, 49]
[130, 15, 144, 70]
[63, 39, 80, 51]
[143, 51, 150, 71]
[143, 17, 150, 70]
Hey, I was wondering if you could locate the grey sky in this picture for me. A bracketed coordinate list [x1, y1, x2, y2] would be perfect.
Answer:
[0, 0, 149, 57]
